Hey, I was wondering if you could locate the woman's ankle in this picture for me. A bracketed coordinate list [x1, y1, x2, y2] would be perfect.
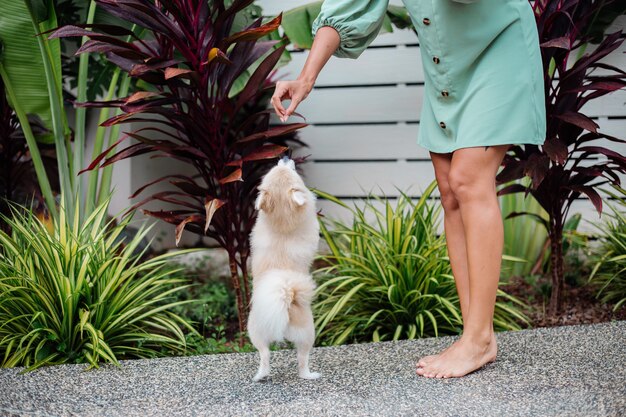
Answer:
[460, 329, 495, 347]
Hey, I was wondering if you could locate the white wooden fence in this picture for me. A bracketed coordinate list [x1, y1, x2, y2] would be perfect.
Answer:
[108, 1, 626, 248]
[260, 0, 626, 230]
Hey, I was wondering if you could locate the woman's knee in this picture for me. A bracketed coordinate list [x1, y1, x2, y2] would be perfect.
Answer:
[437, 180, 460, 212]
[448, 166, 485, 202]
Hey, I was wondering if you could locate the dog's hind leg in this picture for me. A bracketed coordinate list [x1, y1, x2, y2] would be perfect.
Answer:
[253, 344, 271, 382]
[295, 340, 320, 380]
[249, 314, 272, 382]
[290, 321, 320, 380]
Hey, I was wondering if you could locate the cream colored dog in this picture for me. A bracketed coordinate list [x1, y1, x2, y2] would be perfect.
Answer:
[247, 157, 320, 381]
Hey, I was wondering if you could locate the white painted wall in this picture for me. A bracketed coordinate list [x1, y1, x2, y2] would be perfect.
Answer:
[104, 1, 626, 249]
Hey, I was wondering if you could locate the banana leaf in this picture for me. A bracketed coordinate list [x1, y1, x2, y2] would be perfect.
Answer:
[0, 0, 67, 144]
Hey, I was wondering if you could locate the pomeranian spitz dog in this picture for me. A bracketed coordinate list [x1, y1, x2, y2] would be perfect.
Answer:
[247, 157, 320, 381]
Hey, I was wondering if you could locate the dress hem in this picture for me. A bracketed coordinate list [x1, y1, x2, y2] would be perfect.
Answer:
[417, 137, 545, 154]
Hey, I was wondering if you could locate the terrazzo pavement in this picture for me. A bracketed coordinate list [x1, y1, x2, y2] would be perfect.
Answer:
[0, 321, 624, 417]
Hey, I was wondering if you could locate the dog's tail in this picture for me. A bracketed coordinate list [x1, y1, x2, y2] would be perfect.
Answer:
[248, 269, 315, 342]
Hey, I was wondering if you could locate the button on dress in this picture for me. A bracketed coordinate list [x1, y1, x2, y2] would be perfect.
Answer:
[312, 0, 547, 154]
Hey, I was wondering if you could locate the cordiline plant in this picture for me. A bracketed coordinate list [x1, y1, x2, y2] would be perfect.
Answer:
[313, 183, 529, 346]
[50, 0, 305, 339]
[0, 199, 196, 371]
[497, 0, 626, 314]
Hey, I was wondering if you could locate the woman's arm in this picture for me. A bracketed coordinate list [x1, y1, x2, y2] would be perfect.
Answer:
[271, 26, 340, 122]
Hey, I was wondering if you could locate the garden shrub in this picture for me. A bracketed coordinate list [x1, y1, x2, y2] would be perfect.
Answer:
[0, 200, 196, 370]
[313, 182, 529, 346]
[590, 186, 626, 311]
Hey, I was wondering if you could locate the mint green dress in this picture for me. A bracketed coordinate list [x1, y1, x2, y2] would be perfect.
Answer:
[312, 0, 546, 154]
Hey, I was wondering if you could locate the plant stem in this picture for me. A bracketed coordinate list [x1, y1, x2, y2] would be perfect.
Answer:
[229, 255, 246, 346]
[0, 63, 56, 221]
[26, 4, 72, 221]
[76, 1, 97, 217]
[95, 25, 138, 207]
[548, 214, 564, 315]
[97, 73, 131, 206]
[87, 67, 120, 212]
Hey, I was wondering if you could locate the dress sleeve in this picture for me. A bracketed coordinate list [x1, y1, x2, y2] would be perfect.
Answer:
[311, 0, 390, 59]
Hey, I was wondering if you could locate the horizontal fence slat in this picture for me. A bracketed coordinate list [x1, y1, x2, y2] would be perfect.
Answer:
[291, 86, 423, 123]
[296, 124, 429, 160]
[303, 160, 437, 197]
[284, 46, 424, 86]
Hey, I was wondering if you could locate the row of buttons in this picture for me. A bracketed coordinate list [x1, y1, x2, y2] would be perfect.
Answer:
[423, 16, 449, 130]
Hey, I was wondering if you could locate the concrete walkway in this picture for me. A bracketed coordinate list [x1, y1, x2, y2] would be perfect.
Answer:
[0, 322, 624, 417]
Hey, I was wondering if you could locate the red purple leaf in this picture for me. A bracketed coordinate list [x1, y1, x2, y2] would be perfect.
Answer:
[175, 215, 205, 246]
[130, 59, 180, 76]
[223, 14, 282, 45]
[218, 168, 243, 185]
[164, 67, 195, 80]
[204, 198, 226, 232]
[238, 123, 308, 144]
[540, 36, 571, 49]
[542, 138, 568, 165]
[566, 185, 603, 215]
[555, 111, 599, 133]
[242, 144, 288, 162]
[125, 91, 161, 103]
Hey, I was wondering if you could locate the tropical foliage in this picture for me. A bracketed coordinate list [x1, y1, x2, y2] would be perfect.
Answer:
[0, 0, 65, 218]
[496, 0, 626, 313]
[0, 0, 133, 222]
[0, 199, 196, 370]
[590, 186, 626, 311]
[50, 0, 305, 340]
[313, 184, 529, 345]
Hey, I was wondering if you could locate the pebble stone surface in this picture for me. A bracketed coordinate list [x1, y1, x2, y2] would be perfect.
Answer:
[0, 321, 624, 417]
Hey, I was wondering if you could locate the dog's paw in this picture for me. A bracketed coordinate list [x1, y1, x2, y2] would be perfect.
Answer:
[253, 371, 270, 382]
[298, 371, 321, 380]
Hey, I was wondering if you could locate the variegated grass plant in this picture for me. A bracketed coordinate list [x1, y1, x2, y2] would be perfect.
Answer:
[0, 200, 196, 371]
[313, 182, 529, 346]
[589, 186, 626, 311]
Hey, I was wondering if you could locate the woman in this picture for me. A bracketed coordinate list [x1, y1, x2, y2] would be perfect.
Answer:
[271, 0, 546, 378]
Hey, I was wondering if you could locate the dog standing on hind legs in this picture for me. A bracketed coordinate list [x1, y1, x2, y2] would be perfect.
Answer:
[247, 157, 321, 381]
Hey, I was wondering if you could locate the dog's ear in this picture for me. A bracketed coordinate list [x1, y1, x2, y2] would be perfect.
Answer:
[255, 190, 273, 212]
[255, 190, 265, 211]
[291, 189, 307, 206]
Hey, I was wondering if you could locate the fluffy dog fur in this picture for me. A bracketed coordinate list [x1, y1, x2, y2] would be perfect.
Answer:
[247, 157, 320, 381]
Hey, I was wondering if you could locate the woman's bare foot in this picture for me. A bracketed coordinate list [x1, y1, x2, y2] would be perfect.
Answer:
[416, 354, 440, 368]
[416, 333, 497, 378]
[416, 339, 460, 369]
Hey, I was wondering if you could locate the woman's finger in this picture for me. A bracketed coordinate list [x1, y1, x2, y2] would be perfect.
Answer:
[271, 94, 287, 119]
[271, 94, 284, 118]
[285, 95, 302, 118]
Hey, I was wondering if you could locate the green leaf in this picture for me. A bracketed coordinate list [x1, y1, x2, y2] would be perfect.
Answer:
[0, 0, 63, 143]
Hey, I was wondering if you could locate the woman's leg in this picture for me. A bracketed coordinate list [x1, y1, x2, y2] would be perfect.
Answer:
[417, 144, 509, 378]
[416, 151, 471, 368]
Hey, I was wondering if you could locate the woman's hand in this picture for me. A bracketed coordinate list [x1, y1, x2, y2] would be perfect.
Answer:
[271, 78, 314, 123]
[271, 26, 340, 122]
